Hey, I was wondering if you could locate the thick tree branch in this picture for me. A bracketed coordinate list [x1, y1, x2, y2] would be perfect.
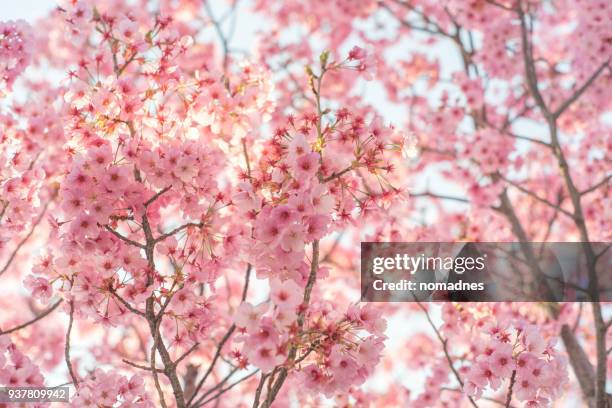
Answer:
[65, 300, 79, 387]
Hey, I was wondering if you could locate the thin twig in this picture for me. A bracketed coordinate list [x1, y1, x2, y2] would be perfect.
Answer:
[414, 298, 479, 408]
[104, 225, 145, 248]
[122, 359, 164, 372]
[580, 175, 611, 196]
[0, 299, 63, 335]
[411, 191, 469, 204]
[553, 61, 609, 119]
[145, 185, 172, 207]
[193, 370, 259, 407]
[0, 200, 51, 277]
[155, 222, 202, 243]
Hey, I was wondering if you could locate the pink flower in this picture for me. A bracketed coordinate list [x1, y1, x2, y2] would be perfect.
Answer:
[355, 336, 384, 367]
[173, 156, 198, 182]
[89, 197, 113, 224]
[348, 304, 387, 335]
[234, 302, 268, 334]
[514, 375, 538, 401]
[254, 207, 283, 246]
[522, 324, 547, 354]
[292, 152, 319, 179]
[87, 144, 113, 170]
[24, 275, 52, 302]
[472, 360, 502, 390]
[71, 213, 99, 238]
[116, 18, 140, 43]
[102, 166, 130, 193]
[524, 397, 551, 408]
[280, 223, 304, 252]
[287, 133, 311, 159]
[270, 278, 302, 311]
[270, 205, 297, 226]
[249, 343, 284, 373]
[489, 342, 515, 378]
[233, 182, 260, 213]
[288, 192, 314, 216]
[62, 190, 86, 216]
[299, 364, 326, 390]
[328, 346, 359, 387]
[348, 46, 367, 61]
[347, 46, 376, 80]
[304, 214, 329, 241]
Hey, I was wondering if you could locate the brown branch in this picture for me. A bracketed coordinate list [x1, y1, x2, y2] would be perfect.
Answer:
[322, 165, 353, 182]
[581, 175, 611, 196]
[258, 240, 320, 408]
[193, 370, 259, 407]
[251, 373, 269, 408]
[414, 297, 479, 408]
[0, 299, 63, 335]
[104, 225, 145, 248]
[109, 288, 146, 317]
[505, 370, 517, 407]
[187, 325, 236, 407]
[203, 0, 230, 72]
[517, 6, 550, 118]
[441, 387, 512, 407]
[552, 61, 610, 119]
[190, 367, 239, 407]
[176, 343, 200, 366]
[502, 131, 550, 147]
[65, 300, 79, 387]
[411, 191, 469, 204]
[187, 264, 252, 406]
[150, 318, 169, 408]
[145, 185, 172, 207]
[499, 175, 574, 218]
[155, 222, 202, 243]
[122, 359, 164, 372]
[0, 200, 51, 277]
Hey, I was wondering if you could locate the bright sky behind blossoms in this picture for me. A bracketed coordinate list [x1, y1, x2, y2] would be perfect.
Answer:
[0, 0, 610, 408]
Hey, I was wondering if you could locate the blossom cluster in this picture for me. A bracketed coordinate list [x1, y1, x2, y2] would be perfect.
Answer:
[234, 299, 386, 396]
[0, 337, 46, 400]
[0, 20, 32, 90]
[450, 304, 567, 407]
[71, 369, 153, 408]
[239, 109, 401, 281]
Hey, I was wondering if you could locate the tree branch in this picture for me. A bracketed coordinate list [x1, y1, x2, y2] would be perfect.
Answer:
[414, 297, 479, 408]
[553, 61, 610, 119]
[104, 225, 145, 248]
[65, 300, 79, 387]
[0, 299, 63, 335]
[0, 200, 51, 277]
[155, 222, 203, 243]
[499, 175, 574, 218]
[145, 185, 172, 207]
[581, 175, 611, 196]
[411, 191, 470, 204]
[505, 370, 517, 407]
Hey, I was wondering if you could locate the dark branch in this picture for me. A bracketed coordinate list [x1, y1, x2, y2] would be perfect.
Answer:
[0, 299, 63, 335]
